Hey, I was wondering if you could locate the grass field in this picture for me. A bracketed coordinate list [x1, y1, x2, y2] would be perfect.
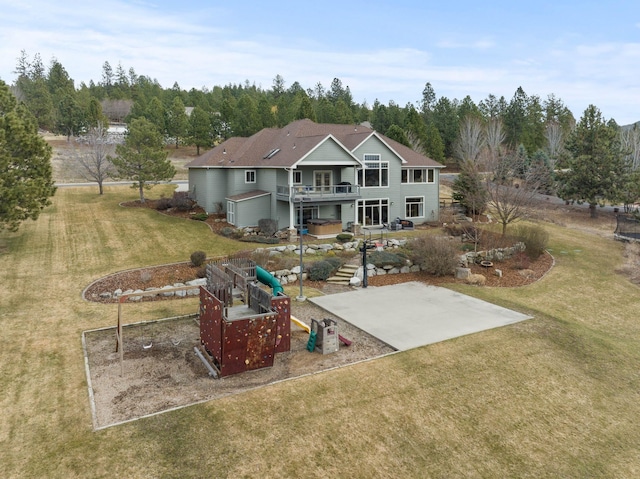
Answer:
[1, 185, 640, 478]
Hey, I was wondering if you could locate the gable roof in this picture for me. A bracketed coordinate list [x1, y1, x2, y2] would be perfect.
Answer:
[185, 119, 444, 169]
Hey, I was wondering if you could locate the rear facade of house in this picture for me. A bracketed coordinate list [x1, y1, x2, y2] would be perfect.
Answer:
[186, 119, 444, 233]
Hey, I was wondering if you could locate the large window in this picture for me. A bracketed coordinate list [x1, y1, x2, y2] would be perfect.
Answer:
[358, 154, 388, 187]
[245, 169, 256, 183]
[405, 196, 424, 218]
[357, 198, 389, 226]
[401, 168, 434, 184]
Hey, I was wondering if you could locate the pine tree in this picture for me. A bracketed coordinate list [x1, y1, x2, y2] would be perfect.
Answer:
[0, 80, 56, 231]
[111, 118, 175, 202]
[557, 105, 628, 217]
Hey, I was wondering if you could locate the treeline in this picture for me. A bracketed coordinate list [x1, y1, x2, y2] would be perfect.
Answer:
[5, 50, 630, 169]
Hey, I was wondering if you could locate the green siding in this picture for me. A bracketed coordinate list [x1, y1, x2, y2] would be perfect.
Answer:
[188, 168, 228, 214]
[234, 195, 271, 228]
[353, 136, 439, 222]
[301, 138, 357, 165]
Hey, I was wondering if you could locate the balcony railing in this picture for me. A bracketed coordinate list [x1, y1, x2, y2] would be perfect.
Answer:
[276, 184, 361, 202]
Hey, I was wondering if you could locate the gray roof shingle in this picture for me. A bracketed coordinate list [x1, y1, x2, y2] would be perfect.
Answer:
[185, 119, 444, 169]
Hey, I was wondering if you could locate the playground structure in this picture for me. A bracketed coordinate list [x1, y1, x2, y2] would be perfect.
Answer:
[196, 258, 291, 378]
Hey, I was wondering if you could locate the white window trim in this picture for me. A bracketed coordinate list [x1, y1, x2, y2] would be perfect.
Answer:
[293, 170, 302, 184]
[401, 168, 435, 184]
[359, 154, 389, 188]
[405, 196, 425, 218]
[245, 169, 256, 184]
[356, 198, 389, 226]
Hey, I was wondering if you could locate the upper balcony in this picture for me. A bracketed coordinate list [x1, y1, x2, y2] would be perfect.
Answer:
[276, 183, 361, 202]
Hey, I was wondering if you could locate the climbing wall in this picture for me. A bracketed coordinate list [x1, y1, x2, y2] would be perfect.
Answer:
[271, 295, 291, 353]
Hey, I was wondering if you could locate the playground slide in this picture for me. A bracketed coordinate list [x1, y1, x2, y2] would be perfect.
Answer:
[255, 265, 284, 296]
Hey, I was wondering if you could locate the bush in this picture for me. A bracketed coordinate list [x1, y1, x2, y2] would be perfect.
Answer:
[367, 250, 405, 268]
[258, 218, 278, 237]
[190, 250, 207, 267]
[196, 266, 207, 278]
[155, 197, 172, 210]
[513, 251, 531, 270]
[190, 212, 208, 221]
[323, 256, 344, 270]
[171, 191, 194, 211]
[410, 236, 459, 276]
[512, 224, 549, 260]
[336, 233, 354, 243]
[308, 260, 337, 281]
[239, 236, 280, 244]
[220, 227, 235, 237]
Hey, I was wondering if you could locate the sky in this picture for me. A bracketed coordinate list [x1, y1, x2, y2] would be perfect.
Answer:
[1, 0, 640, 124]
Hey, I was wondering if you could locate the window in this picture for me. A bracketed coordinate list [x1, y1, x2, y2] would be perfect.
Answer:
[401, 168, 435, 184]
[293, 170, 302, 184]
[356, 198, 389, 226]
[358, 154, 388, 187]
[245, 170, 256, 183]
[405, 197, 424, 218]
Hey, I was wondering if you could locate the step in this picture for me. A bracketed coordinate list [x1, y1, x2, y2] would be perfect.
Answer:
[326, 276, 352, 284]
[339, 264, 359, 271]
[335, 271, 354, 277]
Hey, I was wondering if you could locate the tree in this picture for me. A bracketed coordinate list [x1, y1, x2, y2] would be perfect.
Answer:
[452, 160, 488, 216]
[557, 105, 628, 218]
[485, 147, 547, 235]
[0, 80, 56, 231]
[73, 122, 114, 195]
[485, 118, 506, 162]
[54, 93, 85, 141]
[384, 124, 411, 147]
[454, 115, 484, 165]
[166, 97, 189, 148]
[189, 106, 212, 155]
[111, 118, 175, 202]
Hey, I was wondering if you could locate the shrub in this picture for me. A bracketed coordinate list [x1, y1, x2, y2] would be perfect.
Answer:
[140, 270, 152, 283]
[367, 250, 405, 268]
[512, 224, 549, 259]
[155, 197, 172, 210]
[220, 227, 235, 237]
[171, 191, 194, 211]
[410, 236, 459, 276]
[324, 256, 343, 270]
[308, 260, 337, 281]
[443, 223, 465, 237]
[239, 236, 280, 244]
[190, 212, 208, 221]
[190, 250, 207, 267]
[513, 251, 531, 270]
[196, 266, 207, 278]
[258, 218, 278, 237]
[336, 233, 354, 243]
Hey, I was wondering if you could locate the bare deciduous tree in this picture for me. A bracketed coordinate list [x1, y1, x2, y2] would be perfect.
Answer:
[485, 150, 546, 235]
[545, 120, 564, 167]
[484, 117, 505, 162]
[620, 126, 640, 170]
[454, 115, 484, 164]
[73, 122, 115, 195]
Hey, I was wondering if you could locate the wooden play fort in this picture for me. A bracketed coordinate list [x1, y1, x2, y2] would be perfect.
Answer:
[195, 258, 291, 378]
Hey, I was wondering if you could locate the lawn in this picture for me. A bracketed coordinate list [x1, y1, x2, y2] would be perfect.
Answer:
[1, 186, 640, 478]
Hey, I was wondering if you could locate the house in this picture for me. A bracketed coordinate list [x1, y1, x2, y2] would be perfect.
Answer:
[185, 119, 444, 234]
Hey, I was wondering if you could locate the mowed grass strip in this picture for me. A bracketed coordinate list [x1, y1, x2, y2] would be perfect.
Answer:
[1, 187, 640, 478]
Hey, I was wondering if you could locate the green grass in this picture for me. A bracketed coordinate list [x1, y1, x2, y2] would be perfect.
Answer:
[1, 186, 640, 478]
